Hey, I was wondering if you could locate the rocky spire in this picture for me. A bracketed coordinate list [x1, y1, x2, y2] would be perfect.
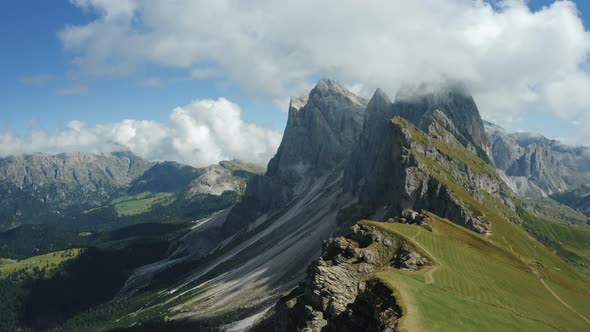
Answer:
[266, 79, 366, 181]
[344, 88, 398, 204]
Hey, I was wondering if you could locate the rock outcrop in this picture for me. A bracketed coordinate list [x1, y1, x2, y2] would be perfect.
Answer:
[275, 222, 428, 331]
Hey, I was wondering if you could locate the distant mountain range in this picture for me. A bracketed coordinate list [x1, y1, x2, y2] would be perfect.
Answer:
[485, 121, 590, 216]
[0, 151, 263, 231]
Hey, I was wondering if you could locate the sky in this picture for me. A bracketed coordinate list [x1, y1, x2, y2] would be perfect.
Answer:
[1, 0, 590, 167]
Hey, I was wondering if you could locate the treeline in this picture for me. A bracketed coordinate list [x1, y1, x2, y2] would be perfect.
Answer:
[0, 222, 193, 331]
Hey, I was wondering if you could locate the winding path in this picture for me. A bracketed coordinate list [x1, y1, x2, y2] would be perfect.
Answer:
[528, 265, 590, 326]
[408, 227, 439, 285]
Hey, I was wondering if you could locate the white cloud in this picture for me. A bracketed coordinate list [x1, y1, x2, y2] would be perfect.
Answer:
[140, 77, 162, 87]
[0, 98, 281, 167]
[57, 84, 89, 94]
[58, 0, 590, 139]
[191, 67, 218, 80]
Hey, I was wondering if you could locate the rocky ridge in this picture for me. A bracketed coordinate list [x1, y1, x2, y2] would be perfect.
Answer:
[275, 219, 430, 331]
[485, 121, 590, 216]
[345, 86, 507, 235]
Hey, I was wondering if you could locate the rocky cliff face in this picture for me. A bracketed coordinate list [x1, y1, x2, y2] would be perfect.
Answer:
[241, 79, 366, 216]
[0, 151, 152, 204]
[485, 121, 590, 215]
[395, 83, 494, 163]
[223, 79, 367, 233]
[276, 220, 429, 332]
[267, 79, 366, 181]
[345, 86, 503, 234]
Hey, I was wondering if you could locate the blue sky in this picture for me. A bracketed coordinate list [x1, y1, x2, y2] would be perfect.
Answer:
[1, 1, 589, 166]
[0, 1, 285, 136]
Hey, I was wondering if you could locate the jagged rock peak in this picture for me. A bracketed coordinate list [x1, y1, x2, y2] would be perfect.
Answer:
[262, 78, 367, 199]
[289, 93, 309, 112]
[309, 78, 367, 107]
[367, 88, 392, 109]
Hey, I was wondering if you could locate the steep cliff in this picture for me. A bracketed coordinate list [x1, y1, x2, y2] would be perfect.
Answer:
[485, 121, 590, 215]
[276, 220, 428, 332]
[345, 86, 505, 234]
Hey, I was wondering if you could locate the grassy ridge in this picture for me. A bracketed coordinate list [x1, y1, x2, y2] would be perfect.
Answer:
[371, 217, 590, 331]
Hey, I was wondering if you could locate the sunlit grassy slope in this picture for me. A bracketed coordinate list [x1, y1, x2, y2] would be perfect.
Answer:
[370, 216, 590, 332]
[373, 118, 590, 331]
[111, 192, 176, 216]
[0, 248, 82, 278]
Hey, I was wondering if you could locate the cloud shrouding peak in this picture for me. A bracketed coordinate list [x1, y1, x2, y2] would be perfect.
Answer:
[0, 98, 282, 168]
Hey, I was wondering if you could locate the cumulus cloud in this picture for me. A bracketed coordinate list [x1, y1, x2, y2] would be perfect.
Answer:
[0, 98, 281, 167]
[58, 0, 590, 139]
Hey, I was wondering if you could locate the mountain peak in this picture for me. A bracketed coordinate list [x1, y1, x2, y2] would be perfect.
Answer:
[394, 82, 493, 163]
[309, 78, 366, 107]
[288, 94, 309, 112]
[367, 88, 392, 109]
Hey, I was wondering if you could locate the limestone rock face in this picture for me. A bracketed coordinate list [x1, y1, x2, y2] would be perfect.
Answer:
[395, 83, 494, 163]
[186, 164, 243, 197]
[267, 79, 366, 182]
[344, 86, 502, 234]
[231, 79, 367, 222]
[485, 121, 590, 216]
[0, 151, 153, 229]
[344, 88, 398, 207]
[0, 151, 152, 203]
[275, 223, 421, 332]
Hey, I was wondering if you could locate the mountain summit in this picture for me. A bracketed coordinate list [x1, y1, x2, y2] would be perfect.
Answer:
[268, 79, 366, 181]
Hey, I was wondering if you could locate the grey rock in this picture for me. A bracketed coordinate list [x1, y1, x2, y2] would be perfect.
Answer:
[485, 120, 590, 215]
[395, 82, 494, 163]
[0, 151, 153, 229]
[276, 223, 418, 331]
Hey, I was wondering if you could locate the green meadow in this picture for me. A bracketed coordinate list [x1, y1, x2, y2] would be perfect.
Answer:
[111, 192, 175, 216]
[370, 217, 590, 332]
